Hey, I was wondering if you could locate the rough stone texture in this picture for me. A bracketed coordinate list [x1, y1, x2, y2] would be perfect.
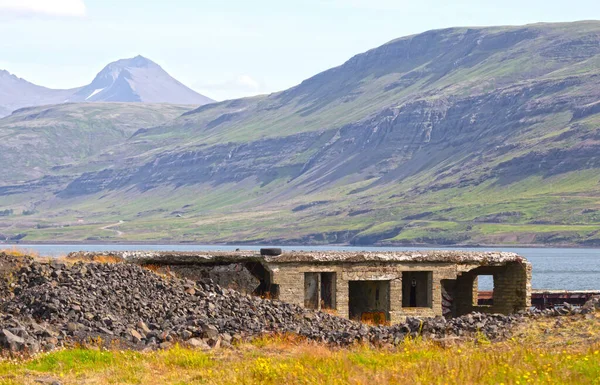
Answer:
[0, 253, 539, 354]
[266, 250, 526, 265]
[68, 250, 532, 323]
[0, 253, 596, 355]
[268, 251, 531, 322]
[66, 250, 526, 266]
[269, 260, 531, 323]
[0, 253, 34, 305]
[582, 296, 600, 313]
[67, 250, 258, 265]
[453, 263, 532, 316]
[150, 265, 260, 294]
[68, 251, 263, 294]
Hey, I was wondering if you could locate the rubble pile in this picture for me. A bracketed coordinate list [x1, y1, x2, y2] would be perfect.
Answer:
[0, 254, 596, 354]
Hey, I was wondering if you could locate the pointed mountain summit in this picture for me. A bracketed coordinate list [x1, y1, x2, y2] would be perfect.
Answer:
[67, 55, 214, 104]
[0, 56, 213, 116]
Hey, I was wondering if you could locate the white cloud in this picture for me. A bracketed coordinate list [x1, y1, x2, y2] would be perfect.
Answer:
[194, 74, 266, 100]
[0, 0, 86, 17]
[235, 75, 261, 90]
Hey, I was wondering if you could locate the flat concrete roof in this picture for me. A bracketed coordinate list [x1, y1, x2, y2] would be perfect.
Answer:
[265, 250, 526, 265]
[67, 250, 527, 266]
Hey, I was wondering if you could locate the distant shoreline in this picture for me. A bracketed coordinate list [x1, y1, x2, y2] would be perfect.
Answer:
[1, 240, 598, 249]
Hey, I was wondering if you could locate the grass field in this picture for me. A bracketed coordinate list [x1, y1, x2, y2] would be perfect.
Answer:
[1, 313, 599, 384]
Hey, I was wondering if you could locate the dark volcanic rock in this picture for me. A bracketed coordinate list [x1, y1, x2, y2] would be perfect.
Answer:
[0, 254, 592, 354]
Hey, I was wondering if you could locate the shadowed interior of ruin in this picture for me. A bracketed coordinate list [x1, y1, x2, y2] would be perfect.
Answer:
[348, 280, 391, 322]
[402, 271, 432, 308]
[303, 272, 336, 310]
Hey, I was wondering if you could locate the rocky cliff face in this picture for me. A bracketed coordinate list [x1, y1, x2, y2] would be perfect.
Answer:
[59, 130, 325, 197]
[59, 73, 599, 199]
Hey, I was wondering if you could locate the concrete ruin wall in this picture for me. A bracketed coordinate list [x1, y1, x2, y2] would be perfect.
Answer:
[148, 264, 260, 294]
[454, 262, 532, 316]
[268, 260, 532, 324]
[270, 262, 456, 322]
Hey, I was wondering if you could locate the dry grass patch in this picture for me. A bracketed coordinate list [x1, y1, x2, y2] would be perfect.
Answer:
[59, 255, 123, 265]
[0, 247, 39, 258]
[141, 263, 171, 277]
[0, 314, 599, 384]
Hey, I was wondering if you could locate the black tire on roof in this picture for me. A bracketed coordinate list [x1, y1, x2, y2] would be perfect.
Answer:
[260, 248, 282, 256]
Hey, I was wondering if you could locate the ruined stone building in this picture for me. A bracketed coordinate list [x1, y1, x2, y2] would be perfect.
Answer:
[265, 251, 531, 323]
[71, 250, 532, 324]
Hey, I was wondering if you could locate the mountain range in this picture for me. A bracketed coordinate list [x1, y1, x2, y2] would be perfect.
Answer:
[0, 56, 213, 117]
[0, 21, 599, 246]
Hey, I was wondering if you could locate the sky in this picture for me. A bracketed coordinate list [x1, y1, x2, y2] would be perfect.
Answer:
[1, 0, 600, 101]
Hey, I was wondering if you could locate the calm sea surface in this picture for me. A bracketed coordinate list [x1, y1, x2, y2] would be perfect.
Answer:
[6, 244, 600, 291]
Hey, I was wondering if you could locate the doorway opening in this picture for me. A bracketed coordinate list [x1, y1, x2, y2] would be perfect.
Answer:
[304, 272, 337, 310]
[402, 271, 433, 308]
[348, 280, 390, 323]
[320, 272, 336, 309]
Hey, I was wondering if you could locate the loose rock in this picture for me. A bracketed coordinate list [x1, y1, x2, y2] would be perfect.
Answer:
[0, 252, 596, 353]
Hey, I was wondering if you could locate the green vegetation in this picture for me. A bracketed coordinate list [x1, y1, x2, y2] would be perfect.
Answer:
[2, 167, 599, 246]
[0, 103, 194, 183]
[1, 22, 600, 246]
[1, 314, 600, 384]
[10, 166, 598, 246]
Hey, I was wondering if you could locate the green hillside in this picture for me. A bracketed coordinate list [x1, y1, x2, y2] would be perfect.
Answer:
[1, 21, 599, 246]
[0, 103, 194, 183]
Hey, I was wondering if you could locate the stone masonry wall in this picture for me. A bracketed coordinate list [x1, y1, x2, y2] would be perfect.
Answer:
[270, 262, 464, 324]
[268, 261, 531, 324]
[454, 261, 532, 316]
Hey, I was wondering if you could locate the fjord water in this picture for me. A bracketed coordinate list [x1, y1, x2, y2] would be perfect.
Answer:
[9, 244, 600, 291]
